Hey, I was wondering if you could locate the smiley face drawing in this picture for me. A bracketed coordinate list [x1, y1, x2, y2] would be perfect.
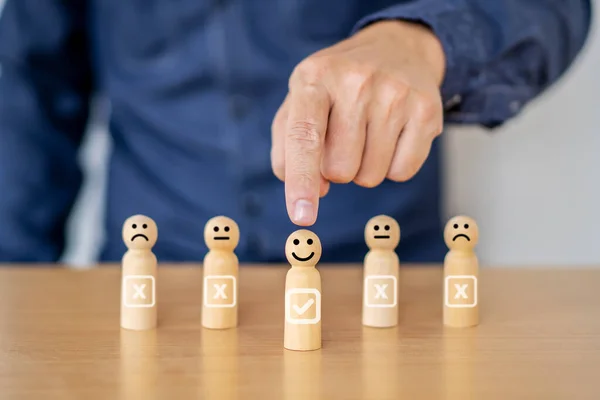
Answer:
[285, 229, 322, 267]
[122, 215, 158, 250]
[444, 215, 479, 251]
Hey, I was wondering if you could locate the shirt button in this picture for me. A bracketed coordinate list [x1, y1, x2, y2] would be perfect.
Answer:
[444, 94, 462, 109]
[242, 192, 261, 216]
[229, 94, 250, 120]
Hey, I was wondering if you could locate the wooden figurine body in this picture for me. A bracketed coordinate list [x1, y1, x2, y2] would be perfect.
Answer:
[362, 215, 401, 328]
[284, 229, 322, 351]
[202, 216, 240, 329]
[443, 216, 479, 327]
[121, 215, 159, 331]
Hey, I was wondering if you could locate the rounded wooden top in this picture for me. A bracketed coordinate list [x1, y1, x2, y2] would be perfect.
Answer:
[204, 216, 240, 251]
[444, 215, 479, 251]
[364, 215, 400, 250]
[285, 229, 322, 266]
[122, 215, 158, 250]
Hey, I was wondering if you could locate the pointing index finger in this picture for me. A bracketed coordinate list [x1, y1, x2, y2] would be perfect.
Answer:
[285, 83, 330, 226]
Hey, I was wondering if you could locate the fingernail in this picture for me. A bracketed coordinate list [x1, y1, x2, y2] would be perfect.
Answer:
[293, 199, 314, 225]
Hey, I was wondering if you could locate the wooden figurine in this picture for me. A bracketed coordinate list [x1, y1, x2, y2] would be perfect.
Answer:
[284, 229, 322, 351]
[443, 215, 479, 327]
[362, 215, 400, 328]
[202, 216, 240, 329]
[121, 215, 158, 331]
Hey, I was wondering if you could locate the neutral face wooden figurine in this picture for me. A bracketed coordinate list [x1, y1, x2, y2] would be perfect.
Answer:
[204, 216, 240, 252]
[202, 216, 240, 329]
[443, 215, 479, 328]
[362, 215, 400, 328]
[121, 214, 158, 331]
[284, 229, 322, 351]
[364, 215, 400, 251]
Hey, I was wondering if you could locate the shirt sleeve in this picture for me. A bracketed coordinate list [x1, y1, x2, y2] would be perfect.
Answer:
[351, 0, 593, 128]
[0, 0, 93, 261]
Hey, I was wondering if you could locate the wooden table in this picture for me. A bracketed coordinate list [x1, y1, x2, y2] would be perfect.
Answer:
[0, 265, 599, 399]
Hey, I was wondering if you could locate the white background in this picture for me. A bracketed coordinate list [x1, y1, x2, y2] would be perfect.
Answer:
[442, 19, 599, 266]
[1, 0, 597, 266]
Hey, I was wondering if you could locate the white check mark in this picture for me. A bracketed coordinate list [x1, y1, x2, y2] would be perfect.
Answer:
[292, 298, 315, 315]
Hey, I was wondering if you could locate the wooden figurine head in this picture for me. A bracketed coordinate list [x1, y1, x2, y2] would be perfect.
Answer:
[444, 215, 479, 251]
[204, 216, 240, 251]
[285, 229, 322, 267]
[122, 215, 158, 250]
[364, 215, 400, 250]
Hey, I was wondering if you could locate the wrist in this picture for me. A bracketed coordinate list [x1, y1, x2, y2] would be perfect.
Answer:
[359, 20, 446, 85]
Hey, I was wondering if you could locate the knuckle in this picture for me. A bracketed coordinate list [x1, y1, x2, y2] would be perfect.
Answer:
[272, 168, 285, 182]
[387, 157, 421, 182]
[287, 121, 322, 151]
[291, 169, 319, 188]
[271, 118, 282, 139]
[432, 122, 444, 138]
[416, 94, 442, 121]
[270, 118, 277, 135]
[424, 114, 444, 141]
[270, 155, 285, 181]
[381, 84, 410, 121]
[322, 161, 356, 183]
[271, 106, 287, 134]
[341, 67, 374, 97]
[387, 168, 415, 182]
[291, 57, 328, 85]
[353, 173, 384, 188]
[381, 79, 410, 105]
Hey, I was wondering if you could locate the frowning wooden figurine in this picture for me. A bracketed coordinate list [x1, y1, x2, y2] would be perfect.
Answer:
[202, 216, 240, 329]
[121, 215, 158, 330]
[443, 215, 479, 327]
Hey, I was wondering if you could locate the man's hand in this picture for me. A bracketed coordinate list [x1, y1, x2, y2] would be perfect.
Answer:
[271, 20, 446, 225]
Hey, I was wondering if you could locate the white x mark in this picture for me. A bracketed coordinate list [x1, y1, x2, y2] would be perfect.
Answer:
[213, 284, 228, 299]
[374, 284, 388, 299]
[454, 284, 468, 299]
[133, 284, 146, 299]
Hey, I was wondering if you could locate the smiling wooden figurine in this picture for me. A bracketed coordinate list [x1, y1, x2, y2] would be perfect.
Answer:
[443, 215, 479, 328]
[121, 214, 158, 331]
[284, 229, 322, 351]
[202, 216, 240, 330]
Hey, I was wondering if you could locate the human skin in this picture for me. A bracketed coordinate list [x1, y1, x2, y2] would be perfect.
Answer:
[271, 20, 446, 226]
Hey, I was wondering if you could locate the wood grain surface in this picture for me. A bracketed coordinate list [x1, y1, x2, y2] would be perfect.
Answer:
[0, 264, 599, 399]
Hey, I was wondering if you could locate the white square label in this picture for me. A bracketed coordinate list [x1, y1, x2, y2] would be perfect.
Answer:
[364, 275, 397, 308]
[445, 275, 477, 308]
[123, 275, 155, 308]
[204, 275, 237, 308]
[285, 288, 321, 325]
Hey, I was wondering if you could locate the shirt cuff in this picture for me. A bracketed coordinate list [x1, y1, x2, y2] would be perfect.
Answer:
[443, 85, 535, 128]
[350, 2, 530, 128]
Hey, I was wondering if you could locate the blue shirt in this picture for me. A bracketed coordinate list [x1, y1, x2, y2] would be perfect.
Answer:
[0, 0, 592, 263]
